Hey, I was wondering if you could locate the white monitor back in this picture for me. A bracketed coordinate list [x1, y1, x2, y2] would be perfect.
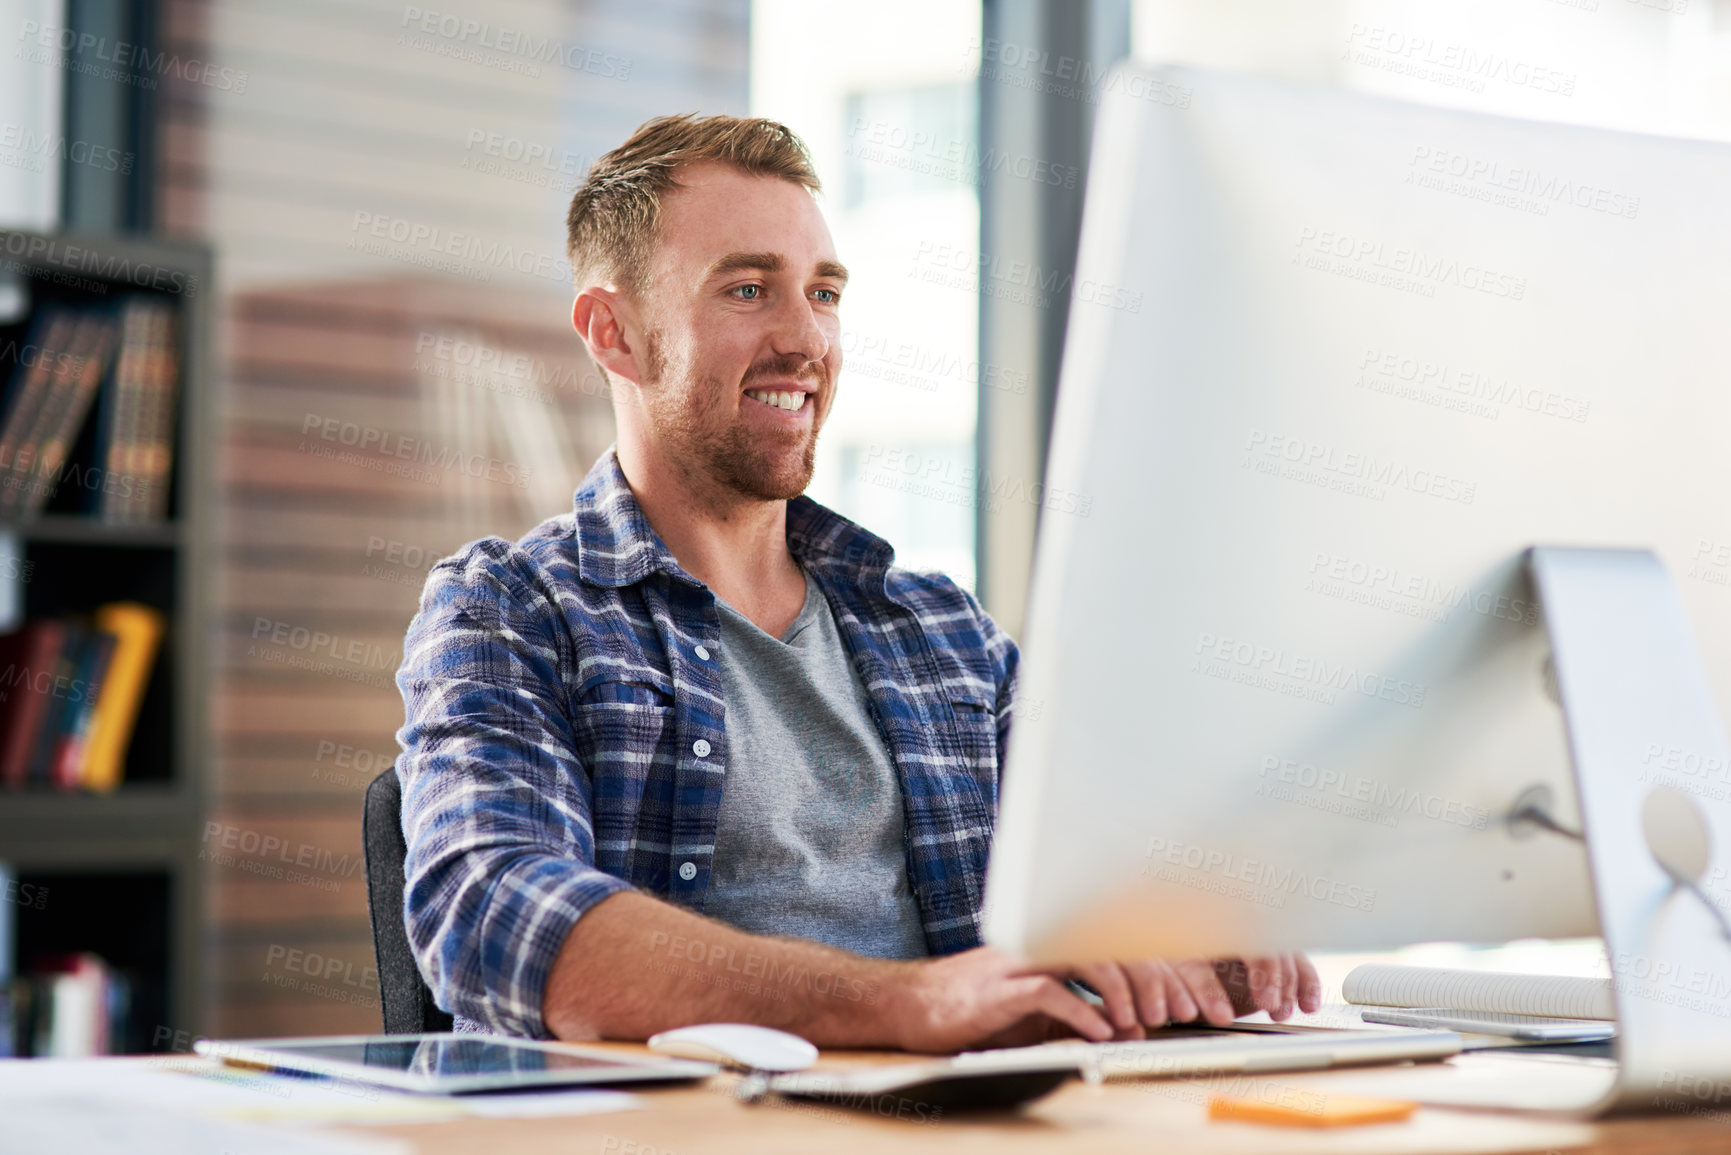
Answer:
[984, 64, 1731, 964]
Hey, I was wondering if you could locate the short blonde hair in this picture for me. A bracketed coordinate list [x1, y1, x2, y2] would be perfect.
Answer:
[565, 113, 821, 296]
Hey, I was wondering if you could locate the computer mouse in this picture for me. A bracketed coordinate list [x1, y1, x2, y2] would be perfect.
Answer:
[646, 1023, 819, 1072]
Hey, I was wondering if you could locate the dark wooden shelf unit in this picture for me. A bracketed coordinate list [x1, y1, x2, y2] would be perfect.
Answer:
[0, 229, 213, 1050]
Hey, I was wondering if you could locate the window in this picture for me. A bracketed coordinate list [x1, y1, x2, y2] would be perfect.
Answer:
[752, 1, 984, 590]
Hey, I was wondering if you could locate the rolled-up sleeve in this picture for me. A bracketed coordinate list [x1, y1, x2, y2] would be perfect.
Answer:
[395, 543, 632, 1037]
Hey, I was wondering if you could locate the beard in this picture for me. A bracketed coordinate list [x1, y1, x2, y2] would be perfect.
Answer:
[639, 329, 826, 503]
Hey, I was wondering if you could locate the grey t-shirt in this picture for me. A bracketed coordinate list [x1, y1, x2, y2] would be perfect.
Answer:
[704, 568, 929, 960]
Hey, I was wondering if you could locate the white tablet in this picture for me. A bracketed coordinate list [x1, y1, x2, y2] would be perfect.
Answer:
[195, 1032, 718, 1094]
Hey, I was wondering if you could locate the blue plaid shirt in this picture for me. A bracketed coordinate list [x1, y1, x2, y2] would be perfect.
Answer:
[395, 447, 1019, 1037]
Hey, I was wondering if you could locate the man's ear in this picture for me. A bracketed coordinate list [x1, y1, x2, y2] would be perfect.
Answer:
[573, 287, 642, 384]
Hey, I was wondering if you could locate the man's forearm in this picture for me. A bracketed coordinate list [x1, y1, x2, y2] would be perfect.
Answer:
[541, 890, 908, 1045]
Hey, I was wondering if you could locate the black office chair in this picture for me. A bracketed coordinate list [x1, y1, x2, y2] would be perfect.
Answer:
[363, 768, 455, 1034]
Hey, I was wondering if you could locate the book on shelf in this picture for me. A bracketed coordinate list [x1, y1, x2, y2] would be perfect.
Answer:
[0, 295, 180, 523]
[22, 620, 90, 789]
[80, 602, 165, 793]
[0, 621, 65, 790]
[0, 310, 77, 510]
[100, 297, 180, 524]
[10, 951, 131, 1057]
[0, 602, 165, 793]
[53, 628, 117, 790]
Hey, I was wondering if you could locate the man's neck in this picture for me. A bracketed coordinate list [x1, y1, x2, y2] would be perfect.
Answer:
[616, 441, 806, 635]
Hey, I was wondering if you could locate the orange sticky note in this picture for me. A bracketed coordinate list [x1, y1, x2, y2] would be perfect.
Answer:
[1208, 1092, 1417, 1128]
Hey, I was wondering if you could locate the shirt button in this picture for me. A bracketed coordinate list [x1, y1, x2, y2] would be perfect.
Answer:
[694, 645, 710, 661]
[679, 861, 698, 881]
[692, 739, 711, 758]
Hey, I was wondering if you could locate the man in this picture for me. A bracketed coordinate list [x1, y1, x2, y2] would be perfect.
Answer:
[396, 114, 1320, 1050]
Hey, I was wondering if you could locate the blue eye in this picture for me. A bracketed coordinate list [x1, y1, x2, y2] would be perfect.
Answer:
[735, 284, 761, 300]
[814, 288, 839, 304]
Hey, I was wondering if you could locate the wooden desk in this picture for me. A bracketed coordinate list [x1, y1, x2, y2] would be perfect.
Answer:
[359, 1045, 1731, 1155]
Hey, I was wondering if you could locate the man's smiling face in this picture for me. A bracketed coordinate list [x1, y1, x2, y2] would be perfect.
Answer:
[633, 161, 848, 502]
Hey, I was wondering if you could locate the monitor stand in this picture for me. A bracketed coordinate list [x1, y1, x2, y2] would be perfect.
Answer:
[1529, 546, 1731, 1116]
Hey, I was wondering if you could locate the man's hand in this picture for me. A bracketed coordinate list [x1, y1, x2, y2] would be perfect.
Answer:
[1064, 954, 1322, 1039]
[882, 948, 1322, 1053]
[884, 946, 1117, 1053]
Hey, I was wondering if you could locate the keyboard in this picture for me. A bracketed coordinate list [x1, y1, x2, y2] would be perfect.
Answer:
[955, 1027, 1462, 1080]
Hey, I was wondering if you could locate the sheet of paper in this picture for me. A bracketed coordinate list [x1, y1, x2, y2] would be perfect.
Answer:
[0, 1057, 641, 1127]
[0, 1098, 407, 1155]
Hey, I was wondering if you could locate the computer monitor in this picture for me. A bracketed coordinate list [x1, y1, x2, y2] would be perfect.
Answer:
[980, 65, 1731, 1088]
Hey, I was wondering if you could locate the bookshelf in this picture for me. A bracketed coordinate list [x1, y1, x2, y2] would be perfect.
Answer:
[0, 230, 211, 1053]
